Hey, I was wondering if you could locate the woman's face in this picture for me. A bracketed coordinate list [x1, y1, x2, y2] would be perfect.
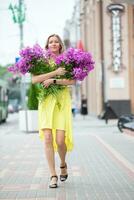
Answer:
[48, 36, 61, 55]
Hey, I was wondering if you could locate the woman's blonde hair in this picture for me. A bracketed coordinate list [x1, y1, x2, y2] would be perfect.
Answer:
[45, 34, 64, 54]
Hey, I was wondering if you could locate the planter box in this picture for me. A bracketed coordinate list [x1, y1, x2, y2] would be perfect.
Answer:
[19, 110, 38, 132]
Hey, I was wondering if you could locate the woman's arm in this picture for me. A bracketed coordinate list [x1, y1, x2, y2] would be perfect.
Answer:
[32, 67, 66, 84]
[42, 78, 76, 88]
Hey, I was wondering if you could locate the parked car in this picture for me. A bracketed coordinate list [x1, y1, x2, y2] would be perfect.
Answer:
[0, 80, 8, 123]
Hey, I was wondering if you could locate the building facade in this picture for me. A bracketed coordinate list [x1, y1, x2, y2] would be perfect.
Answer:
[79, 0, 134, 117]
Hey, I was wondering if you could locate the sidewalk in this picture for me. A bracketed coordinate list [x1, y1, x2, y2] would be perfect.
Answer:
[0, 113, 134, 200]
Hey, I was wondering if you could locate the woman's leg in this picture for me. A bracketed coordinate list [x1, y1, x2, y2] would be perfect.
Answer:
[43, 129, 56, 176]
[56, 130, 68, 181]
[56, 130, 67, 166]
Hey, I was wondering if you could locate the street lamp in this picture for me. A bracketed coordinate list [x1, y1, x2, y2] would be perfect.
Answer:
[9, 0, 26, 49]
[9, 0, 28, 132]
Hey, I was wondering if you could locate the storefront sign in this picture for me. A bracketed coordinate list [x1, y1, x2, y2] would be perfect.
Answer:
[107, 4, 125, 72]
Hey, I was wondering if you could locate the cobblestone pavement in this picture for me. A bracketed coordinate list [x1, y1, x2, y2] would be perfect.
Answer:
[0, 113, 134, 200]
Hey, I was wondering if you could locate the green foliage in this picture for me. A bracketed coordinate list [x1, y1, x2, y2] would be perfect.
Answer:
[0, 65, 12, 80]
[27, 83, 38, 110]
[0, 66, 8, 77]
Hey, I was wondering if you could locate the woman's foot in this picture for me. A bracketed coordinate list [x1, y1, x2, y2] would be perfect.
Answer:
[60, 163, 68, 181]
[49, 175, 58, 188]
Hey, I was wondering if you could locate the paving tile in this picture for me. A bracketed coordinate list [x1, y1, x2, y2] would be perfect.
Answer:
[0, 113, 134, 200]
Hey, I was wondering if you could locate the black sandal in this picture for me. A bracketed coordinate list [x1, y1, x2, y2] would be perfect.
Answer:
[49, 175, 58, 188]
[60, 163, 68, 182]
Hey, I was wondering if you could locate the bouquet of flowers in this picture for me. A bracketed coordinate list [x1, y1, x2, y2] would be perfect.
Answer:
[8, 44, 95, 104]
[55, 47, 95, 81]
[8, 44, 65, 102]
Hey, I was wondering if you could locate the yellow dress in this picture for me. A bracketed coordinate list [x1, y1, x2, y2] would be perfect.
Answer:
[38, 86, 74, 152]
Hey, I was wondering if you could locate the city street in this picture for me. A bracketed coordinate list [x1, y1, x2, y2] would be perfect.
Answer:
[0, 113, 134, 200]
[1, 0, 134, 199]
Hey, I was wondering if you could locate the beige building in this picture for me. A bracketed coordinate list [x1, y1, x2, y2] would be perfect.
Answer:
[79, 0, 134, 117]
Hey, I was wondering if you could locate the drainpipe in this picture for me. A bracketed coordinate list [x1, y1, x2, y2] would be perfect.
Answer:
[99, 0, 105, 110]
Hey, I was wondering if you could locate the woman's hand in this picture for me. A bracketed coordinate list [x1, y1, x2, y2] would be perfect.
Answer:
[42, 79, 53, 88]
[55, 67, 66, 76]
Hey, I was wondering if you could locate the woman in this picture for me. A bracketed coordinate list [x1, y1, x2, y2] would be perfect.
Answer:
[32, 34, 76, 188]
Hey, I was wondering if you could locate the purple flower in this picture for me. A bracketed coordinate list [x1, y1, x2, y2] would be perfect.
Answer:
[8, 44, 95, 81]
[44, 49, 57, 60]
[8, 44, 48, 75]
[20, 44, 44, 61]
[55, 48, 95, 81]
